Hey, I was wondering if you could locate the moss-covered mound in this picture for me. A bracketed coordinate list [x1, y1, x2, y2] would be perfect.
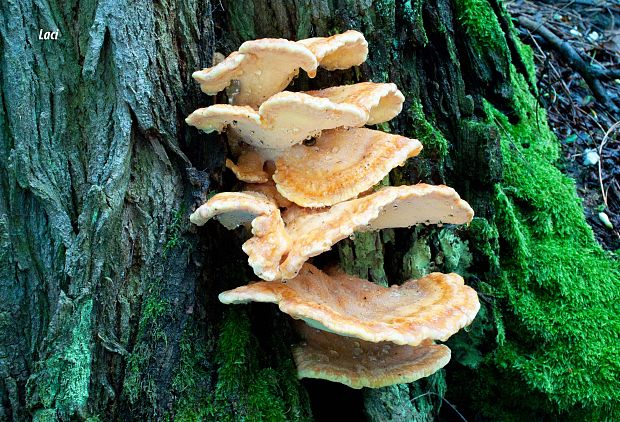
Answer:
[451, 0, 620, 418]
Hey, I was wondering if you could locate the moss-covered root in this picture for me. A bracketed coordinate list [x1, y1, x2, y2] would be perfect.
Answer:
[484, 71, 620, 418]
[453, 0, 620, 418]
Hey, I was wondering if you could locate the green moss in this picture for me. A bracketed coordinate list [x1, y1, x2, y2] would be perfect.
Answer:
[123, 287, 171, 407]
[494, 186, 530, 267]
[467, 217, 501, 273]
[436, 230, 473, 274]
[376, 121, 391, 133]
[478, 67, 620, 416]
[513, 39, 537, 89]
[247, 369, 287, 421]
[163, 206, 187, 257]
[453, 0, 506, 52]
[140, 296, 170, 332]
[338, 232, 389, 285]
[408, 100, 449, 159]
[269, 327, 312, 422]
[210, 308, 311, 421]
[402, 231, 432, 279]
[211, 308, 254, 420]
[449, 303, 491, 369]
[170, 322, 213, 421]
[496, 1, 539, 91]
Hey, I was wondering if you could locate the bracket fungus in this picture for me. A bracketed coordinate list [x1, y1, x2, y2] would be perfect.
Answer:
[188, 191, 278, 229]
[297, 30, 369, 72]
[188, 31, 479, 390]
[219, 264, 480, 345]
[244, 181, 294, 208]
[304, 82, 404, 125]
[192, 31, 368, 107]
[292, 323, 451, 389]
[192, 39, 318, 107]
[185, 92, 368, 154]
[186, 81, 404, 156]
[225, 149, 270, 184]
[273, 127, 422, 207]
[191, 184, 473, 281]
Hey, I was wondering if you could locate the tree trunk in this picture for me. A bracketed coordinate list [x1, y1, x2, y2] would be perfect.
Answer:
[1, 0, 618, 421]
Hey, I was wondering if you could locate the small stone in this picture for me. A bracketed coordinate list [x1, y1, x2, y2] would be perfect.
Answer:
[583, 149, 600, 166]
[570, 28, 582, 37]
[598, 212, 613, 230]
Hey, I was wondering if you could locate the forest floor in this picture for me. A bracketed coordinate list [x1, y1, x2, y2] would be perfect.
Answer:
[507, 0, 620, 251]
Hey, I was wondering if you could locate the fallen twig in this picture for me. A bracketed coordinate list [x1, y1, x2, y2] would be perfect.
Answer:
[598, 121, 620, 207]
[518, 16, 620, 112]
[410, 392, 468, 422]
[525, 23, 577, 117]
[538, 0, 620, 8]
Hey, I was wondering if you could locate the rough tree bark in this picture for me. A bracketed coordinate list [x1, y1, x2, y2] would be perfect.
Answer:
[1, 0, 618, 421]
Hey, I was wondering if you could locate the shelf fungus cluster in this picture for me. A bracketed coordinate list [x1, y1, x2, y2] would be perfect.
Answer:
[187, 31, 480, 389]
